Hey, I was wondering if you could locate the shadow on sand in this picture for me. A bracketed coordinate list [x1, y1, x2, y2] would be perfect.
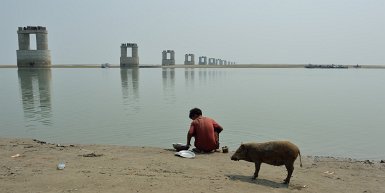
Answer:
[226, 174, 288, 188]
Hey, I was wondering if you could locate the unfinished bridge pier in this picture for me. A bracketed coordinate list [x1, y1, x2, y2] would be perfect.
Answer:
[120, 43, 139, 67]
[198, 56, 207, 65]
[162, 50, 175, 65]
[184, 54, 195, 65]
[208, 58, 217, 65]
[17, 26, 51, 68]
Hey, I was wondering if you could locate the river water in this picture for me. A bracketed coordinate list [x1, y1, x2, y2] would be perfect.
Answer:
[1, 67, 384, 160]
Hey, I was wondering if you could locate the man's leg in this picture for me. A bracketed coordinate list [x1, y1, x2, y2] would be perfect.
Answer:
[214, 132, 219, 149]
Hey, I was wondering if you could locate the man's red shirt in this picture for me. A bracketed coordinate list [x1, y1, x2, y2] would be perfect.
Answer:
[188, 116, 221, 152]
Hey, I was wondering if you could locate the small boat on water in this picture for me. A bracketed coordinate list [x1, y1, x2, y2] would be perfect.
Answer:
[353, 64, 361, 68]
[101, 63, 110, 68]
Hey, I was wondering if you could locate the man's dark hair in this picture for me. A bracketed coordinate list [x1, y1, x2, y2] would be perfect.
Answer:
[189, 108, 202, 119]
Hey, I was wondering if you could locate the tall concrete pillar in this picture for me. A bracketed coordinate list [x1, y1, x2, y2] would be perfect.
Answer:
[184, 54, 195, 65]
[17, 26, 51, 68]
[121, 44, 127, 57]
[190, 54, 195, 64]
[170, 50, 175, 60]
[162, 50, 167, 61]
[162, 50, 175, 65]
[184, 54, 188, 63]
[36, 32, 48, 50]
[18, 32, 30, 50]
[199, 56, 207, 65]
[120, 43, 139, 67]
[216, 59, 221, 65]
[132, 44, 138, 58]
[208, 58, 216, 65]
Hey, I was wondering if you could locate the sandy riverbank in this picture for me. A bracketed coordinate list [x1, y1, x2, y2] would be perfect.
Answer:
[1, 138, 384, 193]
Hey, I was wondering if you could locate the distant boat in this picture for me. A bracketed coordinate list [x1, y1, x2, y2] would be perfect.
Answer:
[101, 63, 110, 68]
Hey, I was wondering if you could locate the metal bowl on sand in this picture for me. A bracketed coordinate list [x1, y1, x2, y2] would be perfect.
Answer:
[172, 143, 190, 151]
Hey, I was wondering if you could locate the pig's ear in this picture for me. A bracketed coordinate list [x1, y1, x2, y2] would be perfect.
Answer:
[240, 143, 245, 148]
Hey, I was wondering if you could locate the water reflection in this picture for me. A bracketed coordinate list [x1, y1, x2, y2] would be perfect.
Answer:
[197, 68, 228, 83]
[120, 68, 140, 112]
[198, 68, 208, 82]
[162, 68, 175, 103]
[18, 69, 52, 126]
[184, 68, 195, 87]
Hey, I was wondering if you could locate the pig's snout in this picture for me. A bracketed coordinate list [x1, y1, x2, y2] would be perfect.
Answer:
[231, 155, 239, 161]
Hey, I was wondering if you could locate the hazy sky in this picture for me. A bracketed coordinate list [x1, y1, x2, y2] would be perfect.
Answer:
[1, 0, 384, 65]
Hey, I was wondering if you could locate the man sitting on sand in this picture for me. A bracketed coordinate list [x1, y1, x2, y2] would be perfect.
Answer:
[186, 108, 223, 153]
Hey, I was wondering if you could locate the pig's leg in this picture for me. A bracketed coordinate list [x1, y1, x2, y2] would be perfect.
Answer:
[284, 163, 294, 184]
[252, 162, 261, 179]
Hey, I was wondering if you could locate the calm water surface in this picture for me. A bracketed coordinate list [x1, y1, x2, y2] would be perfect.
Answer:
[1, 67, 384, 160]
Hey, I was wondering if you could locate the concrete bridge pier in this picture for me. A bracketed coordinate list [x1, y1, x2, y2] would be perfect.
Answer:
[208, 58, 216, 65]
[184, 54, 195, 65]
[120, 43, 139, 67]
[162, 50, 175, 65]
[198, 56, 207, 65]
[17, 26, 51, 68]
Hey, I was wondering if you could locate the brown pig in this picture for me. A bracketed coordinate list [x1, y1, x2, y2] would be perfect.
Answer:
[231, 141, 302, 184]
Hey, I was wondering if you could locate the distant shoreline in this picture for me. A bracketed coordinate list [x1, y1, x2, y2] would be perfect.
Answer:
[1, 64, 385, 69]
